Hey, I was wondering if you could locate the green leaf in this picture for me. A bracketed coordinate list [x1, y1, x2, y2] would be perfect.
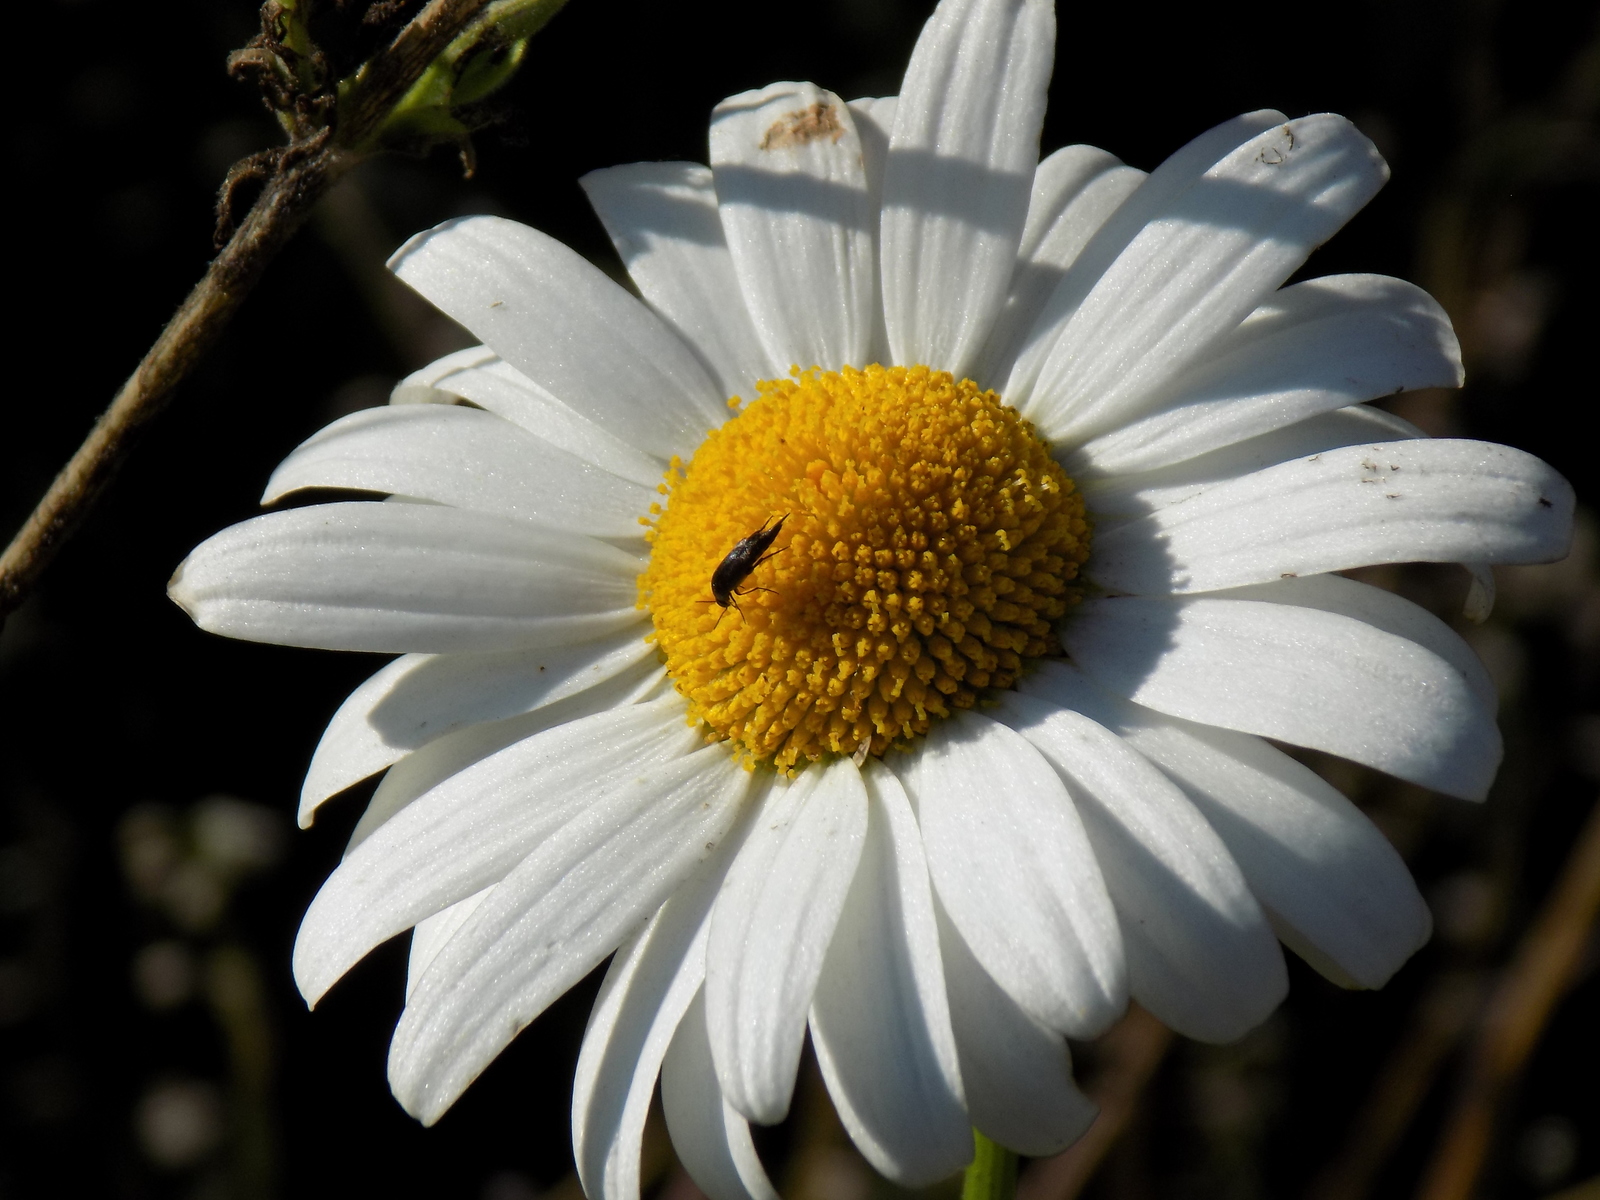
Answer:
[345, 0, 569, 154]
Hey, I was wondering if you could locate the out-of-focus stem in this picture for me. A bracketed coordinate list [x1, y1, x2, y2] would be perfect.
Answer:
[1416, 798, 1600, 1200]
[207, 944, 277, 1200]
[963, 1130, 1019, 1200]
[1304, 970, 1486, 1200]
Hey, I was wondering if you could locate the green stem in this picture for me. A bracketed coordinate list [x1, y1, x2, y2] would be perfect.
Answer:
[962, 1130, 1019, 1200]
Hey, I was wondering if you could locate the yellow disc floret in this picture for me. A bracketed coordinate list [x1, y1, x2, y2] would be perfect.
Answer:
[639, 364, 1090, 771]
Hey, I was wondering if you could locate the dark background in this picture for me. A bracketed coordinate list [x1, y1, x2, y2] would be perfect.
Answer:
[3, 1, 1597, 1197]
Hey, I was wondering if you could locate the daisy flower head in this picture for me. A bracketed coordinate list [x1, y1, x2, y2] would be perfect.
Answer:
[170, 0, 1575, 1193]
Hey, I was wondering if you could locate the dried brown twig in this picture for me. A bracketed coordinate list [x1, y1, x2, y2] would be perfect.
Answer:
[1417, 797, 1600, 1200]
[0, 0, 496, 623]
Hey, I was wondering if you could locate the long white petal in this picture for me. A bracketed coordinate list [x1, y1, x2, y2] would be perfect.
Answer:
[896, 712, 1125, 1037]
[1067, 274, 1463, 476]
[292, 696, 696, 1006]
[847, 96, 898, 367]
[1463, 562, 1496, 623]
[581, 162, 775, 400]
[662, 990, 780, 1200]
[993, 693, 1286, 1041]
[1061, 595, 1502, 799]
[1022, 115, 1389, 443]
[388, 215, 727, 460]
[935, 902, 1095, 1155]
[1209, 574, 1497, 707]
[390, 343, 499, 404]
[263, 404, 654, 537]
[1020, 662, 1432, 988]
[711, 83, 876, 371]
[1082, 403, 1424, 530]
[849, 97, 897, 205]
[1005, 110, 1287, 409]
[1090, 439, 1575, 595]
[169, 502, 644, 654]
[343, 661, 665, 853]
[881, 0, 1055, 374]
[391, 347, 665, 487]
[973, 146, 1145, 388]
[300, 628, 656, 824]
[809, 762, 970, 1185]
[407, 886, 493, 999]
[705, 760, 868, 1125]
[388, 742, 754, 1124]
[572, 815, 752, 1200]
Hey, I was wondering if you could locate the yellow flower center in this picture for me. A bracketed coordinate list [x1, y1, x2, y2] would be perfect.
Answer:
[639, 364, 1090, 771]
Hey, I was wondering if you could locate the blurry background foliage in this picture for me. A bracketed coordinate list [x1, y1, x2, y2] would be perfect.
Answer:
[2, 0, 1597, 1198]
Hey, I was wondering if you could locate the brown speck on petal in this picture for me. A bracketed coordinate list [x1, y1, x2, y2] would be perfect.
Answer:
[760, 102, 845, 150]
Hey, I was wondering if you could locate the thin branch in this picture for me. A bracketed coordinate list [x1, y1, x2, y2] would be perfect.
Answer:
[0, 0, 494, 622]
[1017, 1004, 1174, 1200]
[1416, 797, 1600, 1200]
[0, 140, 346, 618]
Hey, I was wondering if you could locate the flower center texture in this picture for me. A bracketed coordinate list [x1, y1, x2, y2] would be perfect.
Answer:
[640, 364, 1091, 771]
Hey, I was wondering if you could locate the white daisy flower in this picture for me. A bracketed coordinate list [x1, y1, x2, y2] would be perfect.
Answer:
[169, 0, 1574, 1193]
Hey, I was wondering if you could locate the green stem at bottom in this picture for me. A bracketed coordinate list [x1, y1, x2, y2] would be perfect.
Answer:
[962, 1130, 1019, 1200]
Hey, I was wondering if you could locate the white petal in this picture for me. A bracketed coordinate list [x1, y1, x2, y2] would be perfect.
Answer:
[344, 660, 666, 853]
[808, 762, 970, 1185]
[1210, 574, 1497, 708]
[848, 97, 897, 213]
[263, 404, 655, 538]
[895, 712, 1125, 1037]
[292, 696, 696, 1006]
[1463, 562, 1496, 623]
[935, 902, 1095, 1155]
[710, 83, 876, 370]
[299, 627, 656, 825]
[572, 816, 752, 1200]
[1067, 274, 1463, 476]
[388, 741, 754, 1124]
[1006, 109, 1287, 409]
[847, 96, 898, 367]
[1021, 115, 1389, 441]
[1082, 402, 1424, 530]
[993, 693, 1286, 1042]
[170, 502, 645, 654]
[1020, 661, 1431, 989]
[392, 348, 664, 488]
[1061, 594, 1502, 799]
[390, 343, 500, 405]
[881, 0, 1055, 374]
[662, 990, 780, 1200]
[705, 759, 868, 1124]
[581, 162, 775, 400]
[1090, 439, 1575, 595]
[388, 215, 727, 460]
[973, 146, 1145, 388]
[407, 886, 493, 999]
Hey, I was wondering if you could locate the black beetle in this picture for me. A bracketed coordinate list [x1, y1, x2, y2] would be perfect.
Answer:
[706, 514, 789, 622]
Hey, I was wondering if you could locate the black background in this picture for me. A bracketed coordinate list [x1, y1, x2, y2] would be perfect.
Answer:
[4, 1, 1597, 1197]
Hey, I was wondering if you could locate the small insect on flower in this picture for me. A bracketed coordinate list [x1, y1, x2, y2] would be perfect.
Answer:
[706, 513, 788, 624]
